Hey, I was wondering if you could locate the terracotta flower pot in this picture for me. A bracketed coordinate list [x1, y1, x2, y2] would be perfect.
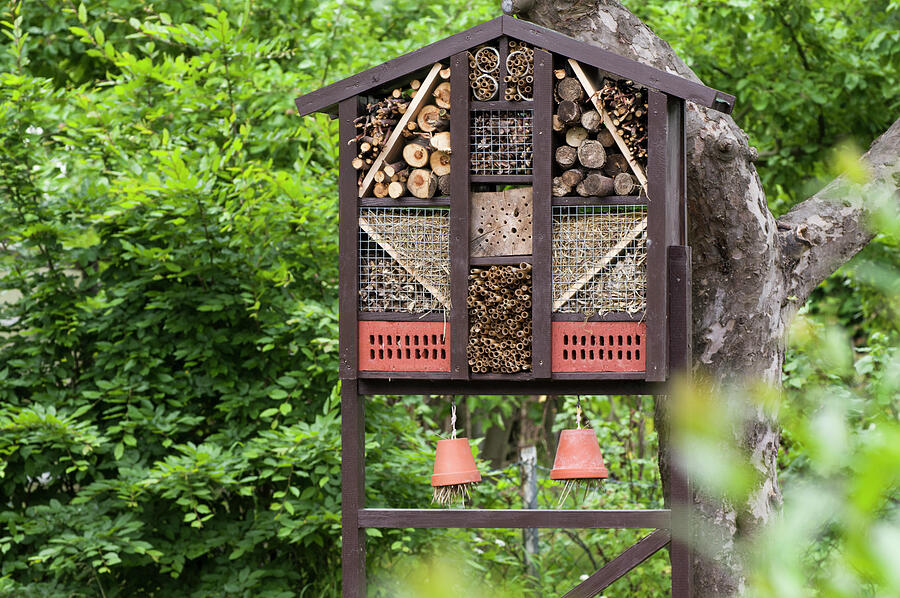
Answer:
[550, 429, 609, 480]
[431, 437, 482, 487]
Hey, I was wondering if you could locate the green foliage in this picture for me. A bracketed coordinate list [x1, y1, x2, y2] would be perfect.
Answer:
[1, 0, 898, 596]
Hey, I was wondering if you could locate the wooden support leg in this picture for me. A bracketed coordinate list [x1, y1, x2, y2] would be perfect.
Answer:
[668, 245, 693, 598]
[341, 380, 365, 597]
[561, 529, 671, 598]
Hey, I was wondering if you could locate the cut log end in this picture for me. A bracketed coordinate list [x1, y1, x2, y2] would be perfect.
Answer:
[614, 172, 640, 195]
[577, 140, 606, 169]
[430, 150, 451, 176]
[403, 142, 430, 168]
[408, 168, 438, 199]
[565, 126, 589, 148]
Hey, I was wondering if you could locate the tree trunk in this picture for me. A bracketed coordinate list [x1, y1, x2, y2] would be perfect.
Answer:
[506, 1, 900, 595]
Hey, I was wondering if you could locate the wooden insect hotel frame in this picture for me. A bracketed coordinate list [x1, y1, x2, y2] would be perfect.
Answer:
[294, 15, 735, 598]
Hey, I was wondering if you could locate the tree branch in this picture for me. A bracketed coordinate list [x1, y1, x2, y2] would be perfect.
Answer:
[777, 117, 900, 310]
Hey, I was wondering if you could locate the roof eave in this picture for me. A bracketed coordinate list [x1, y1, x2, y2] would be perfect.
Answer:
[293, 15, 734, 118]
[294, 17, 503, 118]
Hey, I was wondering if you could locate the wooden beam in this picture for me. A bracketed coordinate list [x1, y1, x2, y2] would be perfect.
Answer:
[341, 380, 366, 597]
[358, 62, 444, 198]
[502, 16, 734, 113]
[562, 529, 671, 598]
[338, 98, 360, 380]
[532, 47, 553, 379]
[568, 59, 648, 188]
[449, 51, 471, 381]
[358, 508, 671, 529]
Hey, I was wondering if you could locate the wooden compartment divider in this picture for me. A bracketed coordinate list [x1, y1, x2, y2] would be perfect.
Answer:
[450, 51, 471, 380]
[531, 48, 553, 379]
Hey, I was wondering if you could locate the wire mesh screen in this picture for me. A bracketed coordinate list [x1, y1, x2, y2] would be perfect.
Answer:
[358, 208, 450, 314]
[470, 110, 533, 175]
[552, 205, 648, 314]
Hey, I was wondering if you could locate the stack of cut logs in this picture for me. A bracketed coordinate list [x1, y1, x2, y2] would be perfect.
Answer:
[467, 264, 533, 374]
[551, 73, 645, 197]
[597, 78, 648, 166]
[354, 69, 452, 199]
[504, 40, 534, 101]
[353, 93, 409, 183]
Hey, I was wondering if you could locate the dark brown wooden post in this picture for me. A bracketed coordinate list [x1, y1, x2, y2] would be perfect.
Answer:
[341, 379, 365, 597]
[497, 36, 509, 100]
[450, 51, 471, 380]
[531, 48, 552, 379]
[338, 96, 365, 598]
[338, 97, 360, 380]
[667, 245, 692, 598]
[646, 90, 675, 382]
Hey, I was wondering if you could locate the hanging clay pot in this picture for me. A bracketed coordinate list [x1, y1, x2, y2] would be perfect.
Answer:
[431, 437, 481, 506]
[551, 428, 609, 504]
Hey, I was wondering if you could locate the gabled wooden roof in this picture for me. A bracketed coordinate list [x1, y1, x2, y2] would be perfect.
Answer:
[294, 15, 735, 117]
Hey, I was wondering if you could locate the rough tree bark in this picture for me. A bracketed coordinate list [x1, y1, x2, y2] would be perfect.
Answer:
[504, 1, 900, 595]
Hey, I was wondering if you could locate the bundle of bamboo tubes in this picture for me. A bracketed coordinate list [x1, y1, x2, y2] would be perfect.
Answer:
[468, 46, 500, 101]
[504, 40, 534, 101]
[467, 264, 533, 374]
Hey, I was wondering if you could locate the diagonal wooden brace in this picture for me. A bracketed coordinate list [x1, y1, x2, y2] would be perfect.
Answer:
[561, 528, 671, 598]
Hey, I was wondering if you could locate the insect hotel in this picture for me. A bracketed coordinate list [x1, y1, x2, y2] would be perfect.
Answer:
[294, 15, 734, 598]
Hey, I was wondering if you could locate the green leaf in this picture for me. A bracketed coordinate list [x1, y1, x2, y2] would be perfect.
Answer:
[78, 3, 87, 23]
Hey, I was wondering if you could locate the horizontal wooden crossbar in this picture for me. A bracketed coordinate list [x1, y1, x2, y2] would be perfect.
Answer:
[563, 529, 671, 598]
[358, 508, 670, 529]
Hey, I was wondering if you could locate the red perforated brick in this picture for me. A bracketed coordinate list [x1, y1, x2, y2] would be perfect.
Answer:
[359, 321, 450, 372]
[552, 321, 646, 373]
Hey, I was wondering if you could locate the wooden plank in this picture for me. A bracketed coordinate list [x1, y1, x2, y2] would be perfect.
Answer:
[562, 529, 671, 598]
[358, 508, 671, 529]
[552, 195, 647, 206]
[470, 188, 533, 257]
[532, 48, 553, 380]
[469, 174, 534, 184]
[360, 198, 449, 207]
[341, 380, 365, 597]
[338, 98, 360, 380]
[449, 51, 471, 380]
[471, 100, 534, 110]
[357, 215, 450, 308]
[470, 255, 533, 266]
[553, 312, 644, 322]
[357, 311, 447, 322]
[552, 218, 648, 311]
[358, 378, 666, 396]
[668, 245, 693, 598]
[358, 62, 443, 198]
[568, 59, 648, 188]
[296, 17, 733, 117]
[497, 35, 509, 101]
[645, 90, 669, 382]
[501, 16, 734, 113]
[294, 17, 503, 117]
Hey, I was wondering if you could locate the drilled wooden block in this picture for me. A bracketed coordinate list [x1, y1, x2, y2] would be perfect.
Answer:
[470, 187, 533, 257]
